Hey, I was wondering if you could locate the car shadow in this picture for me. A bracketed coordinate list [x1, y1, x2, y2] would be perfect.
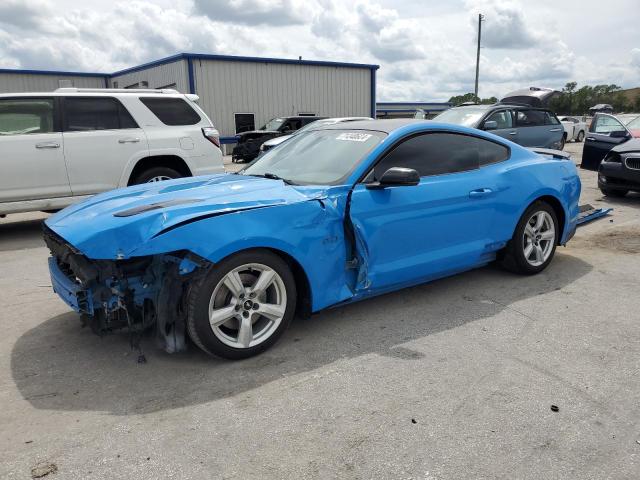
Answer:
[0, 217, 47, 252]
[11, 252, 592, 415]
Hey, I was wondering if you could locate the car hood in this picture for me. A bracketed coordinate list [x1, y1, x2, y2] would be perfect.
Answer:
[263, 134, 293, 147]
[46, 174, 322, 259]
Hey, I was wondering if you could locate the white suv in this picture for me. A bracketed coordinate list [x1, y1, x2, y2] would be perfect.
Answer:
[0, 88, 224, 216]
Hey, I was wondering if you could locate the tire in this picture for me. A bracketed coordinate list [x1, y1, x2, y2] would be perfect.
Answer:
[600, 188, 628, 198]
[576, 130, 585, 142]
[132, 166, 182, 184]
[501, 201, 559, 275]
[186, 249, 297, 359]
[559, 135, 566, 150]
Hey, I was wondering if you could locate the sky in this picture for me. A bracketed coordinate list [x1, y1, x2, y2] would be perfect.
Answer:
[0, 0, 638, 101]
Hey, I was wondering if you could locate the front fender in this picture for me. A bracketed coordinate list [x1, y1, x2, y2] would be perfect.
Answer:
[130, 200, 354, 312]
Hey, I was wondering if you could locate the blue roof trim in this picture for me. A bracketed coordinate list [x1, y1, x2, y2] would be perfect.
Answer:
[0, 68, 108, 78]
[108, 53, 379, 78]
[3, 53, 379, 80]
[376, 102, 453, 106]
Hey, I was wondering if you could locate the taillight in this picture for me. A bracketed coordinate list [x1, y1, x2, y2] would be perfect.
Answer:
[202, 127, 220, 148]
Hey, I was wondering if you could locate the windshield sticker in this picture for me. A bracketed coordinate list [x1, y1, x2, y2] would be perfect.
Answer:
[336, 132, 372, 142]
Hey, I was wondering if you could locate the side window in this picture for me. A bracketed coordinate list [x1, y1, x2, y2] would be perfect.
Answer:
[544, 112, 560, 125]
[485, 110, 513, 129]
[373, 133, 503, 179]
[0, 98, 54, 135]
[64, 97, 138, 131]
[516, 109, 546, 127]
[282, 119, 302, 132]
[139, 97, 201, 126]
[591, 115, 625, 134]
[234, 113, 255, 133]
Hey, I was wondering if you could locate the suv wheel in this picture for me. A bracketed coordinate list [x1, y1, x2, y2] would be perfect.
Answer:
[133, 167, 182, 184]
[559, 135, 566, 150]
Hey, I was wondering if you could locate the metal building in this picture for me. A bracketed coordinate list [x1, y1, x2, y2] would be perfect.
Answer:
[376, 101, 452, 119]
[0, 53, 378, 139]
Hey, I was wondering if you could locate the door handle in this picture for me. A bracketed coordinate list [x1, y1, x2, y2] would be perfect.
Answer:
[118, 137, 140, 143]
[508, 131, 517, 135]
[35, 142, 60, 149]
[469, 188, 493, 198]
[586, 137, 596, 141]
[549, 128, 562, 132]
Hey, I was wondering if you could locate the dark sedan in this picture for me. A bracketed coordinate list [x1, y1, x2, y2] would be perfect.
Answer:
[598, 138, 640, 197]
[581, 113, 640, 171]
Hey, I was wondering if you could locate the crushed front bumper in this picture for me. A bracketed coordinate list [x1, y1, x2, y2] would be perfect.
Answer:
[48, 257, 94, 315]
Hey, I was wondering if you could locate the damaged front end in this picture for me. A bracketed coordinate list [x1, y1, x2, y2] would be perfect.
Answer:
[43, 225, 208, 353]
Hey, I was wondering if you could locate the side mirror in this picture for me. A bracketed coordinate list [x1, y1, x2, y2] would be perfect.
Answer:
[483, 120, 498, 131]
[367, 167, 420, 189]
[610, 130, 630, 139]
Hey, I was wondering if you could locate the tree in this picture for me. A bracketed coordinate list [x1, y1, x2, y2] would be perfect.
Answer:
[448, 93, 497, 106]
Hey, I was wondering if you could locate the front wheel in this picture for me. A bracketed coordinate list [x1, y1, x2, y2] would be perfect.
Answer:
[501, 201, 558, 275]
[576, 130, 585, 142]
[186, 250, 297, 359]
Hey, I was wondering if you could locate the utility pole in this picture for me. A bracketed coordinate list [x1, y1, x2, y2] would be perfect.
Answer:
[474, 13, 484, 103]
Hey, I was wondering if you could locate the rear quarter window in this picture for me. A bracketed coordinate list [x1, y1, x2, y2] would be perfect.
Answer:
[139, 97, 201, 126]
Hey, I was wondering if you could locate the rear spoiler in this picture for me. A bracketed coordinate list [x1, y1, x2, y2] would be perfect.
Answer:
[527, 148, 572, 160]
[185, 93, 200, 102]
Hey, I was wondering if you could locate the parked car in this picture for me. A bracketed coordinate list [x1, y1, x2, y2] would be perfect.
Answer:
[559, 116, 587, 142]
[598, 138, 640, 197]
[580, 113, 640, 170]
[433, 103, 565, 150]
[0, 88, 223, 217]
[259, 117, 374, 154]
[231, 116, 326, 163]
[44, 119, 580, 359]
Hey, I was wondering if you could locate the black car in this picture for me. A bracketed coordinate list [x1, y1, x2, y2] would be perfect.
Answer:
[232, 116, 327, 163]
[581, 113, 640, 171]
[598, 138, 640, 197]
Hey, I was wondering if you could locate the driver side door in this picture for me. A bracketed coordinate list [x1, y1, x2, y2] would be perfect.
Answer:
[582, 114, 630, 170]
[348, 131, 507, 294]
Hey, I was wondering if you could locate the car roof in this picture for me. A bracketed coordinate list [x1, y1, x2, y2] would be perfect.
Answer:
[322, 118, 423, 133]
[0, 90, 187, 98]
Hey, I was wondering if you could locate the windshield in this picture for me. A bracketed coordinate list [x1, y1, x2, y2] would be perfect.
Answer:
[242, 129, 385, 185]
[433, 107, 487, 127]
[261, 118, 284, 131]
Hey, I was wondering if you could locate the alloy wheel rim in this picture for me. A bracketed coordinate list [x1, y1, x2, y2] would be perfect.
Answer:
[522, 211, 555, 266]
[147, 175, 173, 182]
[208, 263, 287, 349]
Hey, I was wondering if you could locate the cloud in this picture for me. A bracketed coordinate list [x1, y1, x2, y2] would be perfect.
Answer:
[193, 0, 306, 26]
[467, 1, 538, 49]
[0, 0, 637, 102]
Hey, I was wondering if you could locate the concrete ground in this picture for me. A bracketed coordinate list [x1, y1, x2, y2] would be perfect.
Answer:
[1, 142, 639, 479]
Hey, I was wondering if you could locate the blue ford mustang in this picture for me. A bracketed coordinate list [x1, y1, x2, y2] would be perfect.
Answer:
[44, 119, 581, 359]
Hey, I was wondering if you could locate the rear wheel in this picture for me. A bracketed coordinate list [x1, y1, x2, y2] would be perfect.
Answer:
[186, 250, 296, 359]
[501, 201, 558, 275]
[559, 135, 566, 150]
[133, 166, 182, 184]
[600, 188, 628, 198]
[576, 130, 585, 142]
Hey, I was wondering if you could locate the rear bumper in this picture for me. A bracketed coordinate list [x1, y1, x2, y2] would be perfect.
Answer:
[598, 162, 640, 191]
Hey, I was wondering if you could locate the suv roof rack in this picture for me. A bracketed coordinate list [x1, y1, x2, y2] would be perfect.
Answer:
[54, 87, 180, 94]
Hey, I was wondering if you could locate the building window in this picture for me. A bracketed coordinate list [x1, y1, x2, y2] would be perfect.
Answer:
[234, 113, 255, 133]
[298, 112, 316, 116]
[125, 81, 149, 89]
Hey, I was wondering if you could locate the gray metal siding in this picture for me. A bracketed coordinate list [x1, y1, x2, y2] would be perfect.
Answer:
[192, 59, 372, 136]
[109, 59, 189, 92]
[0, 73, 105, 93]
